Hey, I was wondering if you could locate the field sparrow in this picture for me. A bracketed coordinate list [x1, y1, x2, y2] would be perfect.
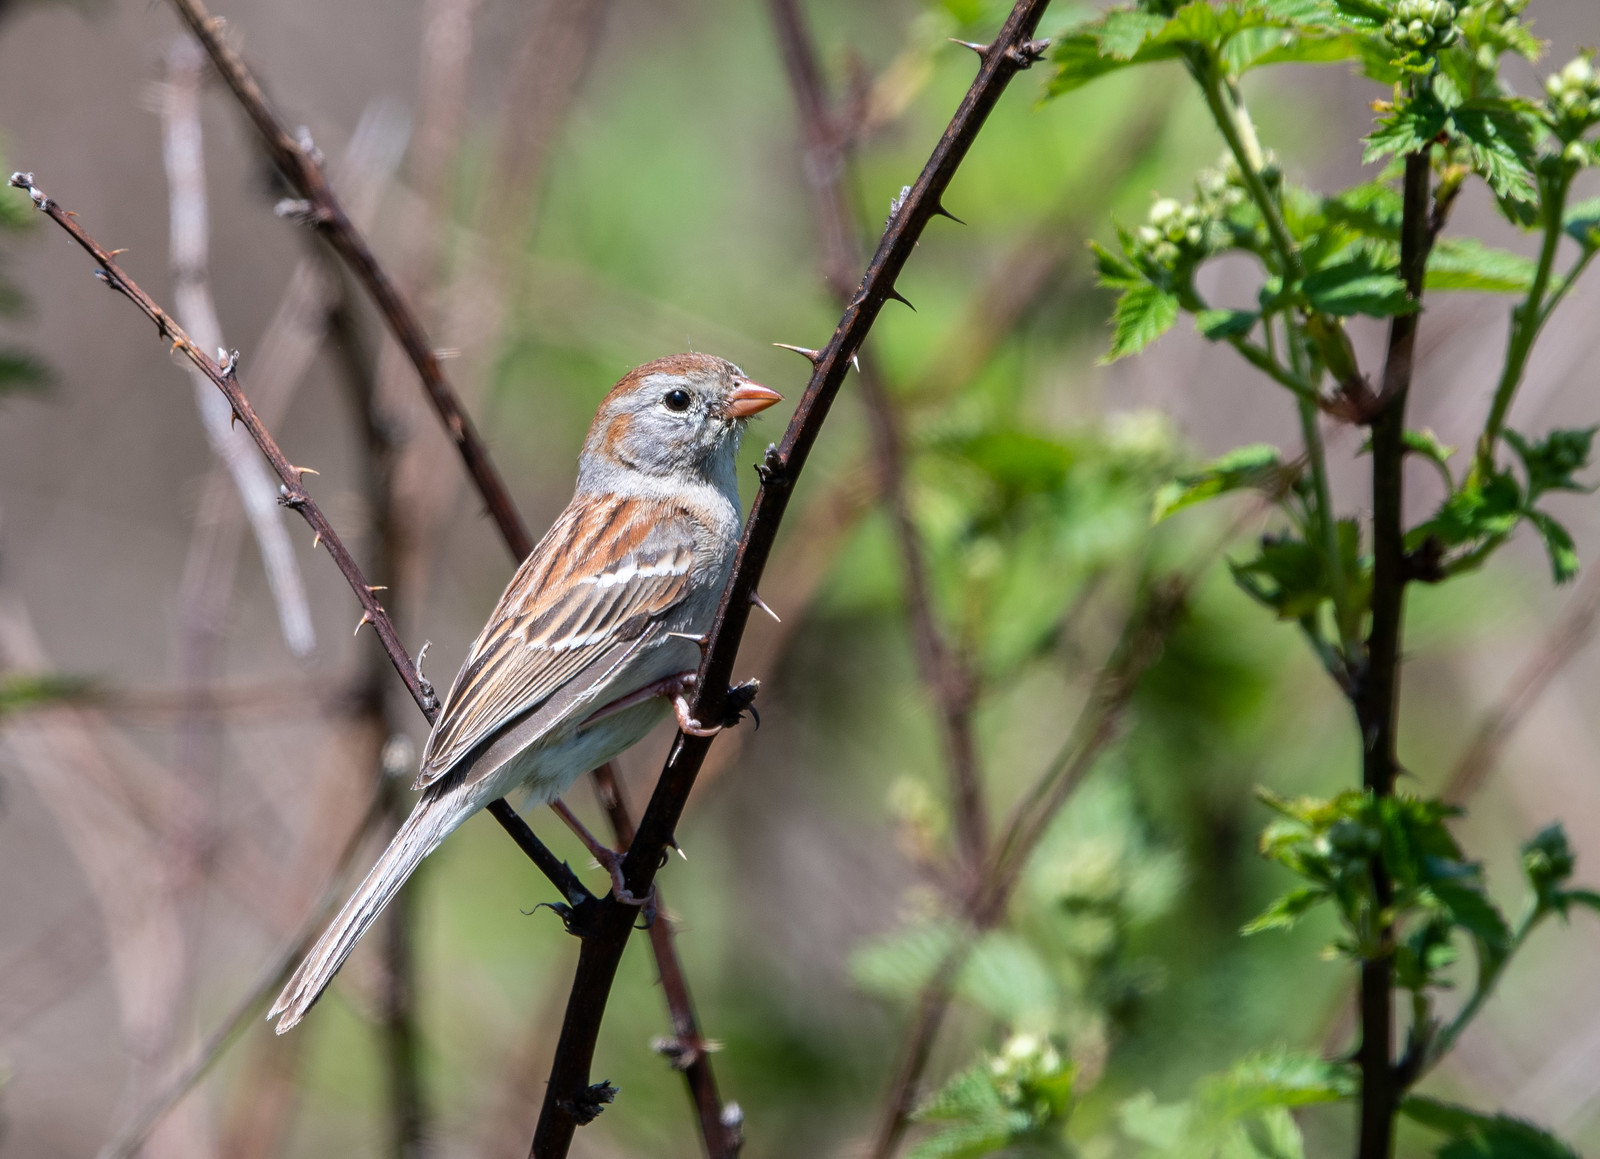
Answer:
[270, 353, 781, 1032]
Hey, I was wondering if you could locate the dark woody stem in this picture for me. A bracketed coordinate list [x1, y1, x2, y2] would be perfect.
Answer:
[529, 2, 1056, 1154]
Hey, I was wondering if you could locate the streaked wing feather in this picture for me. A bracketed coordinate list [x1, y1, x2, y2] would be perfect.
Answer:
[415, 496, 694, 786]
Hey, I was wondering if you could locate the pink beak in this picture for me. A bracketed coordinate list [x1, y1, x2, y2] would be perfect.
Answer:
[725, 379, 783, 419]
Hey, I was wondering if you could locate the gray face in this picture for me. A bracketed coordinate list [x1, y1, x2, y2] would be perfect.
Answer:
[579, 354, 766, 493]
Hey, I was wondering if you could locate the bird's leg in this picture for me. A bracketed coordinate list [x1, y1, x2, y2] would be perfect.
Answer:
[550, 798, 654, 908]
[579, 670, 723, 737]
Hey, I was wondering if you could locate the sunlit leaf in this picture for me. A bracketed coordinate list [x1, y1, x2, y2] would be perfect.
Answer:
[1105, 282, 1181, 361]
[1426, 238, 1536, 293]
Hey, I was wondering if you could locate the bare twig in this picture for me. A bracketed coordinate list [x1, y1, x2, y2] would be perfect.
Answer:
[165, 0, 535, 560]
[771, 0, 989, 879]
[163, 35, 315, 660]
[529, 4, 1056, 1154]
[7, 174, 597, 917]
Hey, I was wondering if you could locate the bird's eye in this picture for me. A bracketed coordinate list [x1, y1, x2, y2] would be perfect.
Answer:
[663, 389, 692, 412]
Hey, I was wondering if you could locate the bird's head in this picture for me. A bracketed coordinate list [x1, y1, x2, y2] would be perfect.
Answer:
[579, 353, 782, 490]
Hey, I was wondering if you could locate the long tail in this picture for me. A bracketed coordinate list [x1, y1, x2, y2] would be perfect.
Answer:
[270, 783, 465, 1034]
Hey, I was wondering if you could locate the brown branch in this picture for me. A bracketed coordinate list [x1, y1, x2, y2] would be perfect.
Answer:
[528, 4, 1056, 1154]
[6, 173, 598, 923]
[164, 0, 535, 560]
[771, 0, 989, 878]
[590, 764, 741, 1158]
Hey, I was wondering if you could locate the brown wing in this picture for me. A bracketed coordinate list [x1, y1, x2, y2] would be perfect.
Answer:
[415, 495, 695, 787]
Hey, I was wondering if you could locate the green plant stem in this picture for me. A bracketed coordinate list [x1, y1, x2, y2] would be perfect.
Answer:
[1474, 171, 1572, 481]
[1193, 54, 1304, 281]
[1230, 335, 1319, 402]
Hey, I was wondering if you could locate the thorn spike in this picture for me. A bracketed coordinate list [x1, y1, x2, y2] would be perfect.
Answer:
[772, 342, 823, 365]
[949, 38, 990, 58]
[932, 203, 966, 225]
[884, 288, 916, 312]
[750, 591, 782, 624]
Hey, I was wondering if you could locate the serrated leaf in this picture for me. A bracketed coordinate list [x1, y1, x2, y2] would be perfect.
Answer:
[1302, 250, 1414, 316]
[1099, 9, 1172, 57]
[1452, 97, 1541, 203]
[1426, 238, 1536, 293]
[1105, 282, 1180, 361]
[1364, 93, 1450, 164]
[1411, 471, 1523, 552]
[1201, 1050, 1357, 1115]
[1505, 427, 1597, 498]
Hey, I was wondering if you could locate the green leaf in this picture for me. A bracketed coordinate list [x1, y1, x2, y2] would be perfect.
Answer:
[1200, 1050, 1357, 1115]
[1048, 15, 1182, 96]
[1564, 197, 1600, 251]
[1452, 98, 1541, 203]
[1364, 93, 1450, 165]
[1525, 510, 1580, 584]
[1243, 886, 1327, 933]
[1302, 250, 1414, 316]
[1505, 427, 1597, 498]
[1100, 9, 1172, 57]
[1105, 282, 1181, 361]
[1426, 238, 1537, 293]
[1154, 444, 1284, 522]
[1196, 308, 1259, 340]
[1402, 1097, 1579, 1159]
[1410, 471, 1523, 553]
[1230, 535, 1327, 619]
[1237, 29, 1364, 71]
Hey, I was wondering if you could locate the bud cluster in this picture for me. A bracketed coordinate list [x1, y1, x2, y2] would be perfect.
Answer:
[1546, 55, 1600, 144]
[986, 1033, 1068, 1114]
[1383, 0, 1460, 55]
[1131, 161, 1250, 272]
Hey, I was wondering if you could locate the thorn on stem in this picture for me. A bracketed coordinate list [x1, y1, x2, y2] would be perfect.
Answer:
[884, 287, 916, 312]
[948, 38, 990, 58]
[749, 590, 782, 624]
[772, 342, 822, 365]
[932, 203, 965, 225]
[289, 464, 319, 477]
[353, 610, 374, 637]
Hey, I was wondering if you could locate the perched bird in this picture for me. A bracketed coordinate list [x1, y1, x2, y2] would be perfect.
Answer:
[270, 353, 781, 1033]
